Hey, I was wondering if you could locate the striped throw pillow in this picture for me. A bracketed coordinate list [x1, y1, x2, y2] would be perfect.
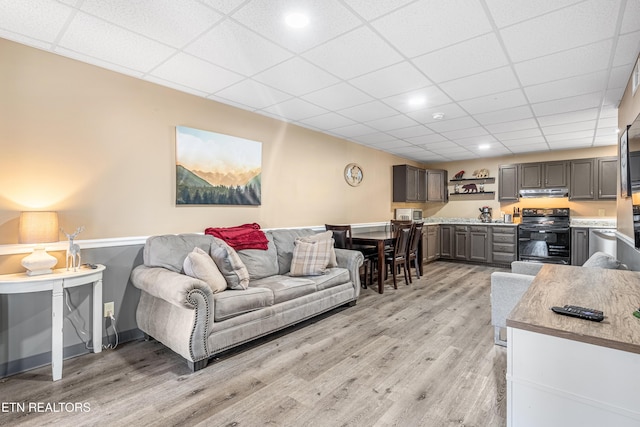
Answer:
[289, 233, 333, 276]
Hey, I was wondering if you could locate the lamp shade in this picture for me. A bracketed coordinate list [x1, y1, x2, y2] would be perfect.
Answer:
[19, 211, 59, 244]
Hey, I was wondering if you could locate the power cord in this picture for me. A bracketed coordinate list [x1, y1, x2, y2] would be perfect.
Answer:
[64, 289, 119, 351]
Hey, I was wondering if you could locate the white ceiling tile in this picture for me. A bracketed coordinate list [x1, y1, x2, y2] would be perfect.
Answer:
[213, 79, 292, 110]
[613, 30, 640, 67]
[593, 136, 618, 146]
[0, 0, 72, 43]
[515, 40, 613, 86]
[144, 75, 209, 97]
[303, 27, 403, 79]
[406, 103, 469, 124]
[542, 120, 596, 136]
[372, 0, 492, 57]
[547, 139, 594, 149]
[474, 105, 534, 125]
[365, 114, 420, 132]
[609, 64, 635, 89]
[349, 61, 432, 99]
[230, 0, 361, 53]
[604, 87, 626, 108]
[500, 0, 621, 62]
[485, 0, 583, 28]
[185, 21, 293, 76]
[199, 0, 246, 14]
[351, 133, 396, 144]
[383, 86, 452, 113]
[595, 127, 618, 138]
[259, 98, 328, 121]
[368, 140, 412, 149]
[150, 53, 244, 93]
[546, 130, 594, 142]
[441, 126, 489, 140]
[388, 145, 428, 155]
[331, 123, 378, 138]
[485, 118, 539, 134]
[426, 116, 479, 133]
[412, 33, 509, 83]
[301, 83, 373, 110]
[405, 134, 449, 145]
[500, 136, 547, 146]
[621, 0, 640, 33]
[537, 108, 599, 126]
[79, 0, 222, 48]
[386, 125, 434, 139]
[296, 112, 357, 130]
[524, 71, 608, 104]
[459, 89, 528, 114]
[440, 66, 520, 101]
[597, 116, 618, 129]
[341, 0, 415, 20]
[252, 57, 339, 96]
[54, 46, 145, 78]
[422, 141, 462, 150]
[508, 143, 551, 153]
[58, 12, 177, 72]
[495, 128, 543, 141]
[337, 101, 398, 122]
[531, 92, 603, 116]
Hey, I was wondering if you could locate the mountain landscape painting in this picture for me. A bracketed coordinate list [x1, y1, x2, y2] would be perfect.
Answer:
[176, 126, 262, 205]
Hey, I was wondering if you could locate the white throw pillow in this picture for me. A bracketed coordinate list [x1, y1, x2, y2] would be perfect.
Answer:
[183, 247, 227, 293]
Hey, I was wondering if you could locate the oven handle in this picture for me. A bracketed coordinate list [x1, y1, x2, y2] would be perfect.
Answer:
[518, 226, 571, 232]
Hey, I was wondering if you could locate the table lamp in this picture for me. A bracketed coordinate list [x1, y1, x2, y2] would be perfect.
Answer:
[19, 211, 59, 276]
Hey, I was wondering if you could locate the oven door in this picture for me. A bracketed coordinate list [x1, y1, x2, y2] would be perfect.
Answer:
[518, 225, 571, 264]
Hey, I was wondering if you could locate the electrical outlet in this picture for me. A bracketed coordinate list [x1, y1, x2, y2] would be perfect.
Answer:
[104, 301, 114, 318]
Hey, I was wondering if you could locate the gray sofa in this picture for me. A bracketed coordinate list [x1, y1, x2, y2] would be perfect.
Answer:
[131, 228, 364, 371]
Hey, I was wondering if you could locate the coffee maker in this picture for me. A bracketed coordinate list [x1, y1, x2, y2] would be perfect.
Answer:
[478, 206, 492, 223]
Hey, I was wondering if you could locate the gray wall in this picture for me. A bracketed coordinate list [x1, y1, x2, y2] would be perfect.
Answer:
[0, 245, 144, 378]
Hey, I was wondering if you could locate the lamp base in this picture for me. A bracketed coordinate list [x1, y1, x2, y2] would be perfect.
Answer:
[22, 247, 57, 276]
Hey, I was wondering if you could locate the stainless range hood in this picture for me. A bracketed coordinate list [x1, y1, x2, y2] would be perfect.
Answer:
[519, 188, 569, 198]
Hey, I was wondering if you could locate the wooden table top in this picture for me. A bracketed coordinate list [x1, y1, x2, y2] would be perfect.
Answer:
[506, 264, 640, 354]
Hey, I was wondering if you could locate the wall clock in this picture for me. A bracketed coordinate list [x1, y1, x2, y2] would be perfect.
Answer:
[344, 163, 363, 186]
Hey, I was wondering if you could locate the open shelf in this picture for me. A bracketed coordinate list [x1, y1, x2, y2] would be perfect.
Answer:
[449, 191, 495, 201]
[449, 177, 495, 184]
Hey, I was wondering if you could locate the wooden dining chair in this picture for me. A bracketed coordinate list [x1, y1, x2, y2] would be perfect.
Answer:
[324, 224, 352, 249]
[406, 222, 423, 282]
[325, 224, 376, 288]
[384, 223, 412, 289]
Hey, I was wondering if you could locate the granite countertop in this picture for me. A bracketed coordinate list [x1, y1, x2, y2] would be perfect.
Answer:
[422, 217, 518, 226]
[569, 218, 616, 228]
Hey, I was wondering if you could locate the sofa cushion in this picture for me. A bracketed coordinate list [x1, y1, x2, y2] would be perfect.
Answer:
[237, 232, 279, 280]
[210, 238, 250, 290]
[144, 234, 214, 272]
[183, 247, 227, 294]
[582, 251, 628, 270]
[306, 230, 338, 267]
[270, 228, 316, 274]
[250, 275, 316, 304]
[213, 287, 274, 321]
[290, 236, 332, 276]
[308, 267, 351, 291]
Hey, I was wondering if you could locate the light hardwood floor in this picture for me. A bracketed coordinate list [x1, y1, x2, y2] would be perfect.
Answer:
[0, 261, 508, 427]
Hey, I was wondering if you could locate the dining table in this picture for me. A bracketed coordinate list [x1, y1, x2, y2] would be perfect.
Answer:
[351, 230, 395, 294]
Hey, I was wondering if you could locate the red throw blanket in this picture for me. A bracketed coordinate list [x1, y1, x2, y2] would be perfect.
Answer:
[204, 223, 269, 251]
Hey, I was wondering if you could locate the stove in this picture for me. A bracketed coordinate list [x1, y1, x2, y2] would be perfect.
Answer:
[518, 208, 571, 265]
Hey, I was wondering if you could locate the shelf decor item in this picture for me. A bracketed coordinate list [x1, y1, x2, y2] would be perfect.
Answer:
[19, 211, 59, 276]
[61, 226, 84, 271]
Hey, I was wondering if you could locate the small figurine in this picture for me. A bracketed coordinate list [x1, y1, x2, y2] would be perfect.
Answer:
[454, 183, 461, 193]
[61, 226, 85, 271]
[473, 168, 489, 178]
[462, 183, 478, 193]
[454, 170, 465, 179]
[478, 183, 485, 192]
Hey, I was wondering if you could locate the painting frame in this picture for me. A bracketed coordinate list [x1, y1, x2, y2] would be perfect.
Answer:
[175, 126, 262, 206]
[620, 125, 631, 198]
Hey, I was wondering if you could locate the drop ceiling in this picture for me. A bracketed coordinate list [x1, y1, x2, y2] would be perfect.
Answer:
[2, 0, 640, 163]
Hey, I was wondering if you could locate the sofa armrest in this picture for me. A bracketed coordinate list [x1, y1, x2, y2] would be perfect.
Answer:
[131, 265, 214, 309]
[511, 261, 544, 276]
[490, 272, 535, 328]
[334, 248, 364, 291]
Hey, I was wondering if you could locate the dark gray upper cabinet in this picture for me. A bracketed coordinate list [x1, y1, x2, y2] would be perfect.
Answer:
[393, 165, 426, 202]
[498, 164, 519, 201]
[597, 157, 617, 199]
[519, 163, 542, 189]
[426, 169, 448, 202]
[519, 161, 568, 189]
[569, 157, 617, 200]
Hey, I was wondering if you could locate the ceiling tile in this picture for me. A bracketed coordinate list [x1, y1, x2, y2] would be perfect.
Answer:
[349, 61, 432, 99]
[150, 53, 244, 93]
[230, 0, 361, 53]
[331, 123, 378, 138]
[369, 140, 413, 150]
[542, 120, 596, 136]
[337, 101, 399, 122]
[440, 66, 520, 101]
[412, 33, 509, 83]
[547, 139, 594, 149]
[386, 125, 434, 139]
[485, 118, 539, 133]
[459, 89, 528, 114]
[441, 126, 489, 140]
[531, 92, 603, 116]
[621, 0, 640, 33]
[365, 114, 420, 132]
[405, 134, 449, 145]
[303, 26, 403, 79]
[296, 112, 357, 130]
[509, 143, 551, 153]
[301, 82, 373, 110]
[546, 130, 594, 142]
[495, 128, 543, 141]
[500, 0, 621, 62]
[474, 105, 534, 125]
[253, 57, 339, 96]
[79, 0, 222, 48]
[382, 86, 452, 113]
[144, 75, 208, 97]
[0, 0, 73, 43]
[426, 116, 479, 133]
[485, 0, 583, 28]
[613, 30, 640, 67]
[372, 0, 493, 57]
[500, 136, 547, 146]
[352, 133, 397, 144]
[185, 20, 293, 76]
[199, 0, 246, 14]
[537, 108, 599, 126]
[259, 98, 328, 121]
[213, 79, 292, 109]
[341, 0, 415, 20]
[406, 103, 469, 124]
[524, 71, 608, 104]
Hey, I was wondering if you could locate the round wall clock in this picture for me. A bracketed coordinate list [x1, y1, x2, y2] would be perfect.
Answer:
[344, 163, 363, 186]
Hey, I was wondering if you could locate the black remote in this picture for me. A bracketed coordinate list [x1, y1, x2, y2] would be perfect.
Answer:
[551, 305, 604, 322]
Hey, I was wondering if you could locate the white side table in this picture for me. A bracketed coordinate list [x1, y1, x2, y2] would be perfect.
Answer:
[0, 264, 105, 381]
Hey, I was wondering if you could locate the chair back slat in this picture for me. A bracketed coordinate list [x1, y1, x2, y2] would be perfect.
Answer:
[324, 224, 352, 249]
[408, 222, 423, 255]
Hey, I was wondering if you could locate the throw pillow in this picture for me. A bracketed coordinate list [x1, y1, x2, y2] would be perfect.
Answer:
[210, 238, 250, 290]
[582, 251, 628, 270]
[305, 231, 338, 268]
[290, 234, 333, 276]
[183, 247, 227, 293]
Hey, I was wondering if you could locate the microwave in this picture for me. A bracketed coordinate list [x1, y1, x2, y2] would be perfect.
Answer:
[395, 208, 423, 221]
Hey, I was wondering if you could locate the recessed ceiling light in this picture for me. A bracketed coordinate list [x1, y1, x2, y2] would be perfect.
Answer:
[478, 144, 490, 150]
[432, 112, 444, 120]
[408, 96, 426, 107]
[285, 12, 309, 29]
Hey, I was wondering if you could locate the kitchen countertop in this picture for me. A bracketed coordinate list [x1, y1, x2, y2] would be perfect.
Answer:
[570, 218, 616, 228]
[421, 217, 518, 226]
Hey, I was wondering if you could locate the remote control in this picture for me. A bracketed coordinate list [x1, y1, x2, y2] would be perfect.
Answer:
[551, 305, 604, 322]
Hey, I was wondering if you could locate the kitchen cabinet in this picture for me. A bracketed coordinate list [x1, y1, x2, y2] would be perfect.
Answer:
[454, 226, 469, 260]
[469, 226, 489, 262]
[423, 224, 440, 262]
[569, 157, 617, 200]
[498, 164, 519, 201]
[490, 226, 517, 265]
[440, 225, 454, 259]
[426, 169, 448, 202]
[520, 161, 568, 189]
[393, 165, 426, 202]
[571, 227, 589, 266]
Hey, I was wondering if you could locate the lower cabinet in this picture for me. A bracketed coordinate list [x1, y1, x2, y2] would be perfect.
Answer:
[469, 226, 489, 262]
[422, 224, 440, 262]
[440, 225, 454, 259]
[571, 227, 589, 266]
[491, 226, 517, 265]
[438, 224, 516, 266]
[454, 226, 469, 260]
